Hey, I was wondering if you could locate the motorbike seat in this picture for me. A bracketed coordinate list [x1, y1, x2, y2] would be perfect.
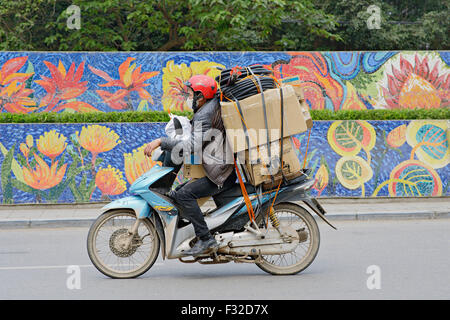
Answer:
[213, 183, 255, 208]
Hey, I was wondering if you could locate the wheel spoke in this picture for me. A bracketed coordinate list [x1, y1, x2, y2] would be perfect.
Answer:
[260, 207, 316, 271]
[90, 212, 158, 276]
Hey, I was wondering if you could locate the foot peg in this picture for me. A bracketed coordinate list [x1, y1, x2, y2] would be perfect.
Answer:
[182, 238, 219, 257]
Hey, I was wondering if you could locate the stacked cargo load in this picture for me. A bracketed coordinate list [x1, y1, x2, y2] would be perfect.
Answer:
[217, 65, 312, 188]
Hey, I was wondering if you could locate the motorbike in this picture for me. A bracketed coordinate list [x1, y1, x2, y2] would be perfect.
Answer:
[87, 159, 336, 278]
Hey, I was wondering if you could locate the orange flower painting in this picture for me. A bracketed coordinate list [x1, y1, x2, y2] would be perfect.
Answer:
[124, 144, 162, 184]
[89, 57, 159, 110]
[35, 60, 96, 112]
[36, 130, 67, 161]
[0, 56, 34, 86]
[95, 165, 126, 196]
[0, 56, 36, 113]
[76, 125, 121, 166]
[0, 80, 37, 113]
[20, 143, 30, 159]
[19, 134, 35, 160]
[22, 153, 67, 190]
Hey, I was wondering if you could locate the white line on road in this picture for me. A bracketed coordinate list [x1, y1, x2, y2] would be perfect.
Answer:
[0, 265, 93, 270]
[0, 263, 164, 271]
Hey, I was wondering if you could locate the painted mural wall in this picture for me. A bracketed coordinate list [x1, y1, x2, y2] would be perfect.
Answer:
[0, 120, 448, 204]
[0, 51, 448, 204]
[0, 51, 449, 113]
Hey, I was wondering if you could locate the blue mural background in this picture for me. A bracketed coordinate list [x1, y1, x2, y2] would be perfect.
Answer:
[0, 50, 448, 204]
[0, 120, 448, 204]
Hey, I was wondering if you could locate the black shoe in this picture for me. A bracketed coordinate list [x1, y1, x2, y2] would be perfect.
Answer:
[183, 237, 219, 257]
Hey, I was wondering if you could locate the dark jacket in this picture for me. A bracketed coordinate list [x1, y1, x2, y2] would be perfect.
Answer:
[160, 97, 234, 187]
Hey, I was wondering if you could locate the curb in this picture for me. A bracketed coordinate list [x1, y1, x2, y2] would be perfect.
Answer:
[0, 218, 96, 229]
[323, 211, 450, 221]
[0, 211, 448, 229]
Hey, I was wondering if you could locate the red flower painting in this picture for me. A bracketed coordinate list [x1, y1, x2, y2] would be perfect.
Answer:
[0, 56, 36, 113]
[35, 60, 97, 112]
[0, 81, 37, 113]
[89, 57, 159, 110]
[0, 56, 33, 86]
[381, 54, 449, 109]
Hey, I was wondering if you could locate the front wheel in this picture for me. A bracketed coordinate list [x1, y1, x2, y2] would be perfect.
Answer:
[256, 203, 320, 275]
[87, 209, 160, 279]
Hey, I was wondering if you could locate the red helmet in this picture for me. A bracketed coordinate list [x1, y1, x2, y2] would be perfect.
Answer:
[185, 75, 218, 100]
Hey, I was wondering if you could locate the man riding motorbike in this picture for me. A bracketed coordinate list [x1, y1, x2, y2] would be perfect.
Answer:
[143, 75, 236, 257]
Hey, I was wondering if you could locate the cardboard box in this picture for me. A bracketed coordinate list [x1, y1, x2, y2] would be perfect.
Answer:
[183, 164, 206, 179]
[280, 78, 313, 130]
[182, 164, 210, 206]
[280, 76, 305, 102]
[261, 169, 304, 191]
[300, 100, 313, 129]
[220, 85, 312, 153]
[240, 137, 302, 186]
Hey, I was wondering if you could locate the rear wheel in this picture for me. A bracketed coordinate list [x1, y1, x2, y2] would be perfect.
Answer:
[256, 203, 320, 275]
[87, 210, 160, 279]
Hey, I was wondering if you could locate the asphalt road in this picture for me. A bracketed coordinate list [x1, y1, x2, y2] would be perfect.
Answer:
[1, 219, 449, 300]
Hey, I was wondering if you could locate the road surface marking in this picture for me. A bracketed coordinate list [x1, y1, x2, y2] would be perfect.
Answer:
[0, 263, 164, 271]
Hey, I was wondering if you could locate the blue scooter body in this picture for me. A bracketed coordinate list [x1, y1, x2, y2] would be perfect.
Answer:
[100, 164, 331, 259]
